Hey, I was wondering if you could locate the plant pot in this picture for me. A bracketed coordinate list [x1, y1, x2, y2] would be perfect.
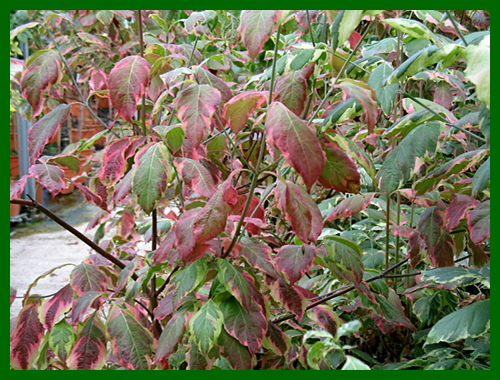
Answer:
[10, 202, 21, 217]
[10, 155, 19, 178]
[61, 167, 77, 194]
[71, 127, 98, 142]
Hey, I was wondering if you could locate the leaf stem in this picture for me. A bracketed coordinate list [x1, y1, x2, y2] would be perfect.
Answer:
[445, 10, 468, 47]
[306, 10, 316, 47]
[137, 10, 148, 137]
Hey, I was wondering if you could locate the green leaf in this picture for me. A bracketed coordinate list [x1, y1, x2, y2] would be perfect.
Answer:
[330, 10, 364, 51]
[377, 121, 441, 194]
[425, 299, 490, 345]
[414, 149, 489, 196]
[323, 238, 364, 283]
[188, 299, 224, 355]
[217, 259, 253, 312]
[322, 97, 362, 130]
[131, 142, 172, 215]
[341, 355, 371, 370]
[464, 35, 490, 108]
[472, 157, 490, 196]
[107, 304, 154, 370]
[48, 319, 75, 362]
[383, 110, 440, 138]
[382, 18, 433, 40]
[422, 267, 486, 285]
[153, 124, 185, 153]
[385, 44, 464, 85]
[368, 61, 398, 115]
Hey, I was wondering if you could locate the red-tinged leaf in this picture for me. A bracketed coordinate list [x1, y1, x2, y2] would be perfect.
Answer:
[70, 263, 108, 296]
[326, 193, 376, 221]
[113, 259, 139, 297]
[263, 322, 290, 355]
[372, 289, 416, 334]
[232, 194, 266, 235]
[446, 193, 480, 231]
[408, 231, 426, 269]
[168, 258, 208, 311]
[71, 291, 105, 324]
[67, 312, 107, 370]
[28, 103, 71, 164]
[310, 304, 341, 336]
[276, 244, 316, 284]
[176, 157, 217, 198]
[269, 277, 308, 322]
[74, 183, 108, 212]
[336, 79, 378, 133]
[217, 259, 254, 312]
[414, 149, 489, 195]
[193, 66, 233, 103]
[223, 91, 268, 133]
[218, 328, 255, 370]
[29, 163, 66, 196]
[113, 168, 134, 204]
[323, 238, 364, 284]
[275, 180, 323, 243]
[10, 175, 29, 200]
[10, 303, 44, 370]
[155, 307, 191, 362]
[266, 102, 325, 189]
[21, 50, 63, 116]
[10, 287, 16, 307]
[241, 242, 279, 277]
[275, 70, 308, 116]
[467, 200, 490, 244]
[108, 304, 154, 370]
[390, 225, 416, 238]
[131, 142, 172, 215]
[153, 230, 177, 265]
[173, 210, 199, 264]
[319, 142, 361, 193]
[417, 206, 455, 267]
[238, 10, 289, 60]
[174, 84, 221, 147]
[187, 342, 218, 370]
[192, 177, 239, 245]
[220, 296, 267, 355]
[89, 69, 108, 92]
[98, 137, 133, 187]
[108, 55, 151, 121]
[40, 284, 73, 331]
[433, 82, 453, 110]
[468, 240, 489, 268]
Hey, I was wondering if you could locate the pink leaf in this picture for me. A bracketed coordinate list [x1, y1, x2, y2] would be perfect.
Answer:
[276, 244, 316, 284]
[275, 180, 323, 243]
[74, 183, 108, 212]
[28, 103, 71, 165]
[319, 142, 361, 193]
[326, 193, 375, 221]
[193, 66, 233, 103]
[174, 84, 221, 147]
[89, 69, 108, 92]
[275, 64, 314, 116]
[269, 277, 307, 322]
[220, 296, 267, 354]
[29, 163, 66, 196]
[10, 175, 29, 200]
[467, 200, 490, 244]
[445, 193, 479, 231]
[10, 303, 44, 370]
[70, 263, 108, 296]
[433, 82, 453, 109]
[67, 313, 107, 370]
[98, 137, 133, 187]
[176, 158, 217, 198]
[192, 177, 239, 245]
[71, 291, 105, 324]
[240, 242, 279, 277]
[311, 304, 340, 336]
[40, 284, 74, 331]
[238, 11, 289, 60]
[108, 55, 151, 121]
[336, 79, 378, 133]
[223, 91, 268, 133]
[21, 50, 63, 116]
[266, 102, 325, 190]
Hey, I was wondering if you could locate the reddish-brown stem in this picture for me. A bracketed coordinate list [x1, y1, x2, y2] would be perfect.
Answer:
[10, 198, 137, 280]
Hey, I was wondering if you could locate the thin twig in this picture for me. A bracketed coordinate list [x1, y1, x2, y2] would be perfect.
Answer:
[445, 10, 468, 46]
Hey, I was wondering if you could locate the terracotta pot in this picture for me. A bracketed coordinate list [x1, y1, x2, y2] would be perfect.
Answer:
[10, 132, 18, 153]
[71, 127, 97, 142]
[10, 202, 21, 217]
[10, 155, 19, 178]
